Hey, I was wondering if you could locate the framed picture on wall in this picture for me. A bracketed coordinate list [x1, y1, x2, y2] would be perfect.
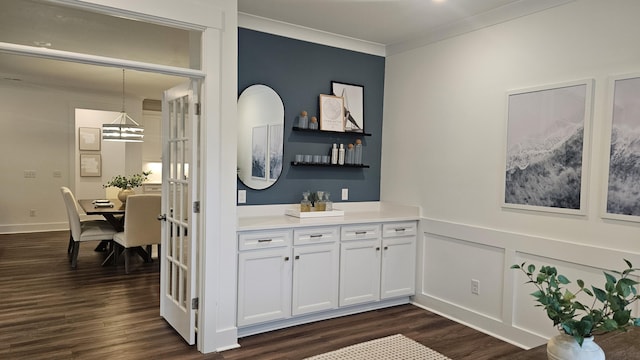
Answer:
[602, 73, 640, 222]
[332, 81, 364, 133]
[251, 125, 268, 180]
[79, 127, 101, 151]
[80, 153, 102, 177]
[319, 94, 345, 132]
[502, 79, 594, 215]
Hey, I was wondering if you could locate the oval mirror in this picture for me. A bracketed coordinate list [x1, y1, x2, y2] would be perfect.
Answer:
[237, 84, 284, 190]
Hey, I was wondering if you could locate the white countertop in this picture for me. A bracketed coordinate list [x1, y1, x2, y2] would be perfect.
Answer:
[237, 202, 420, 231]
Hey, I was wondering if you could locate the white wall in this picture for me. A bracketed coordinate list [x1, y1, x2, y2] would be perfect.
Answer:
[382, 0, 640, 348]
[0, 80, 143, 233]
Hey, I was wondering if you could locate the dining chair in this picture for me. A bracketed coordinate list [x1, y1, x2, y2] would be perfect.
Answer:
[113, 194, 161, 273]
[60, 187, 117, 269]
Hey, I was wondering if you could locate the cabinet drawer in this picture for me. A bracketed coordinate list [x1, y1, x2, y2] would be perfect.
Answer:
[382, 221, 417, 238]
[294, 226, 339, 245]
[142, 184, 162, 194]
[341, 224, 381, 241]
[238, 229, 292, 251]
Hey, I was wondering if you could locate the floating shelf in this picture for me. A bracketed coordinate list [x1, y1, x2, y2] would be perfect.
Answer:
[290, 162, 369, 168]
[292, 127, 371, 136]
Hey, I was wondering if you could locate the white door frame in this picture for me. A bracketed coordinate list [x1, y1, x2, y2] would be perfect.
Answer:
[2, 0, 239, 353]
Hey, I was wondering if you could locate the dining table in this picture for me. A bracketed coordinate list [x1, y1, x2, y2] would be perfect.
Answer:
[78, 198, 156, 266]
[78, 198, 126, 265]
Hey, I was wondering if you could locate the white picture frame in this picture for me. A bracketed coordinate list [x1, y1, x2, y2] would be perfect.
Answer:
[319, 94, 345, 132]
[79, 127, 101, 151]
[602, 73, 640, 222]
[502, 79, 594, 215]
[80, 153, 102, 177]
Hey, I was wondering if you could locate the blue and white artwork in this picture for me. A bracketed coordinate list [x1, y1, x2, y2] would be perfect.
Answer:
[606, 76, 640, 218]
[268, 124, 283, 181]
[504, 81, 591, 213]
[251, 125, 267, 180]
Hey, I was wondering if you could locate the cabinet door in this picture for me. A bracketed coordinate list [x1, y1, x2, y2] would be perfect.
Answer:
[339, 239, 381, 306]
[380, 236, 416, 299]
[292, 243, 339, 316]
[237, 248, 292, 326]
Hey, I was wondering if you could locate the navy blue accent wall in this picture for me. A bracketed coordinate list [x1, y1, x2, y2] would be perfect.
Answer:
[238, 28, 385, 205]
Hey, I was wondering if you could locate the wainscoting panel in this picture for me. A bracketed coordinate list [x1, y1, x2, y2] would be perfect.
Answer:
[415, 218, 640, 349]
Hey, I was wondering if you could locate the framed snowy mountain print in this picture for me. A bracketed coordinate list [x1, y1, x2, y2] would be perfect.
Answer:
[602, 74, 640, 222]
[502, 79, 594, 215]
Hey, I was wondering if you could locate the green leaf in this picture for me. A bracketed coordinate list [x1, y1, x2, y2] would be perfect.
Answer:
[557, 275, 570, 285]
[604, 272, 617, 285]
[510, 264, 521, 269]
[613, 309, 631, 326]
[577, 279, 585, 288]
[592, 287, 607, 302]
[528, 264, 535, 274]
[583, 288, 593, 297]
[624, 259, 632, 269]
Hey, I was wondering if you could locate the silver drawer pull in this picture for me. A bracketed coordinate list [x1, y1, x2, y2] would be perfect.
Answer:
[355, 231, 367, 235]
[257, 238, 273, 243]
[394, 228, 406, 232]
[310, 234, 323, 238]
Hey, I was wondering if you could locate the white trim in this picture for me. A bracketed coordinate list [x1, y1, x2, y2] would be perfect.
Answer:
[0, 42, 205, 79]
[238, 12, 386, 57]
[47, 0, 221, 30]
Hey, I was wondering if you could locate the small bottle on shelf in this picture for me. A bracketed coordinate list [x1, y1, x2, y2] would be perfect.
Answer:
[309, 116, 318, 130]
[298, 111, 309, 129]
[354, 139, 363, 165]
[331, 144, 338, 165]
[346, 144, 354, 164]
[338, 144, 345, 165]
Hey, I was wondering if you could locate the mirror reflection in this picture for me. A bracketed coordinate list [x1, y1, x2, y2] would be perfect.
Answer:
[237, 84, 284, 190]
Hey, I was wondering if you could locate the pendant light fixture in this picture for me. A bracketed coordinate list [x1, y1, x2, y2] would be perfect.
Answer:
[102, 69, 144, 142]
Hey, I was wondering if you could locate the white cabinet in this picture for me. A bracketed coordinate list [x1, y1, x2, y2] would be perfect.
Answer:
[292, 227, 340, 316]
[380, 222, 417, 299]
[237, 220, 416, 331]
[339, 224, 381, 306]
[237, 230, 292, 327]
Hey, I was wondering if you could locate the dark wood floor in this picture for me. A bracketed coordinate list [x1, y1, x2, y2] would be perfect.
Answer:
[0, 231, 527, 359]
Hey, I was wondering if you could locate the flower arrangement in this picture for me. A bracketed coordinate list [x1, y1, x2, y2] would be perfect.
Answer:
[511, 259, 640, 346]
[104, 171, 151, 190]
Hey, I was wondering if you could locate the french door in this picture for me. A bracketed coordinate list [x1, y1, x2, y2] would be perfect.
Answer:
[160, 81, 200, 344]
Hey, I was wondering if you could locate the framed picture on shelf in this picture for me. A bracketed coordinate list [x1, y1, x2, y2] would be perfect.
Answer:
[502, 79, 593, 215]
[78, 127, 101, 151]
[332, 81, 364, 133]
[319, 94, 344, 132]
[602, 73, 640, 222]
[80, 153, 101, 177]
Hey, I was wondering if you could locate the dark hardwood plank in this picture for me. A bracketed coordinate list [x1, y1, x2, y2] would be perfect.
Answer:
[0, 231, 526, 359]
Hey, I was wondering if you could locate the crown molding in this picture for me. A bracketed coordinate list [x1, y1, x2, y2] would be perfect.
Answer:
[238, 12, 386, 57]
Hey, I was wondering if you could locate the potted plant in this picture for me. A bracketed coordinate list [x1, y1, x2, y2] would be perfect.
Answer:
[511, 259, 640, 359]
[104, 171, 151, 204]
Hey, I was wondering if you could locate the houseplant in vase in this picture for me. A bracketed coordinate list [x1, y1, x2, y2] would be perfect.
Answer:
[512, 259, 640, 360]
[104, 171, 151, 204]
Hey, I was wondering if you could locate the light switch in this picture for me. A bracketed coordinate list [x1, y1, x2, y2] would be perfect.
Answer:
[341, 188, 348, 200]
[24, 170, 36, 178]
[238, 190, 246, 204]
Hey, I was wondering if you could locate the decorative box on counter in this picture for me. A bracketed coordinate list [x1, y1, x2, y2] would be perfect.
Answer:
[285, 208, 345, 218]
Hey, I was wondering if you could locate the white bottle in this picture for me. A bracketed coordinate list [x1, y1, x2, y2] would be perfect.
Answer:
[331, 144, 338, 165]
[338, 144, 345, 165]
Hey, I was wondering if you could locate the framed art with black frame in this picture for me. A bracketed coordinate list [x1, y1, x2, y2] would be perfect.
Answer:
[332, 81, 364, 133]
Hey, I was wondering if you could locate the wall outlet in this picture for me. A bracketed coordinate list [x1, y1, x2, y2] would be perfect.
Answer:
[53, 170, 62, 178]
[341, 188, 348, 200]
[471, 279, 480, 295]
[24, 170, 36, 178]
[238, 190, 246, 204]
[29, 209, 36, 217]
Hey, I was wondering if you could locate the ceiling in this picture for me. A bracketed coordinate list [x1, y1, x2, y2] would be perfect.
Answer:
[0, 0, 571, 100]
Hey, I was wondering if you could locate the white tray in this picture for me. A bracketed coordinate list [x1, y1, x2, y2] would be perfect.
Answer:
[285, 208, 345, 218]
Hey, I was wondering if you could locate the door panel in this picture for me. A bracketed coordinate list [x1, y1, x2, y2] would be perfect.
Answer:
[160, 81, 199, 345]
